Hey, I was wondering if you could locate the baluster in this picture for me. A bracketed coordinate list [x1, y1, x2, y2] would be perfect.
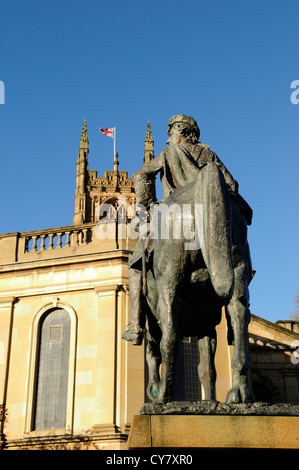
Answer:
[40, 234, 46, 251]
[49, 233, 54, 249]
[78, 231, 83, 245]
[57, 232, 62, 248]
[32, 236, 38, 252]
[82, 228, 88, 244]
[65, 231, 71, 247]
[72, 230, 78, 246]
[26, 237, 31, 252]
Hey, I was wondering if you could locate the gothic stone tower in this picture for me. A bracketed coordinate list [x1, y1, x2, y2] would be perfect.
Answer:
[73, 121, 154, 225]
[143, 122, 154, 165]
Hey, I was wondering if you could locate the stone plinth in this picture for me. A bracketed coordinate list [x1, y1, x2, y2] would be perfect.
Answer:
[127, 414, 299, 449]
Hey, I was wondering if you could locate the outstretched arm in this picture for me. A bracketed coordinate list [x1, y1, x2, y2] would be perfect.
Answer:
[133, 152, 165, 208]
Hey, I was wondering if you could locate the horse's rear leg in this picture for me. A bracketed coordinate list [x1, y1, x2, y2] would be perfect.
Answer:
[225, 283, 255, 404]
[145, 315, 162, 401]
[198, 335, 217, 400]
[154, 291, 179, 403]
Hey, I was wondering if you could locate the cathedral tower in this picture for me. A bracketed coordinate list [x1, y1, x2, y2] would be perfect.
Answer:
[73, 121, 155, 225]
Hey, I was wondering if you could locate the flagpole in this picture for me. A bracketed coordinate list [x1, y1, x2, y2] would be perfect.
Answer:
[113, 127, 119, 173]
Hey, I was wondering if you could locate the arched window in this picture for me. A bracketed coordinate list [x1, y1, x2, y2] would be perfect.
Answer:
[117, 204, 126, 221]
[98, 203, 116, 220]
[33, 308, 71, 430]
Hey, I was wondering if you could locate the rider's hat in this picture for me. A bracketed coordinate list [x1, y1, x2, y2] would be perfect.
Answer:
[167, 114, 200, 139]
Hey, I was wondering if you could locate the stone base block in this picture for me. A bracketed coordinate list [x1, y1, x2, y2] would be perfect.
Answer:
[127, 414, 299, 449]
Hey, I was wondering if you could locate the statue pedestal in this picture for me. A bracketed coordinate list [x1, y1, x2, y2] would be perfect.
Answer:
[127, 414, 299, 449]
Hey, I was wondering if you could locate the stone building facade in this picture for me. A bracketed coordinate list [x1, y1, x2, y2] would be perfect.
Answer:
[0, 122, 298, 450]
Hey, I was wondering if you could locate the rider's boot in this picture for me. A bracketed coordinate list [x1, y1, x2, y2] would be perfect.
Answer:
[122, 322, 144, 345]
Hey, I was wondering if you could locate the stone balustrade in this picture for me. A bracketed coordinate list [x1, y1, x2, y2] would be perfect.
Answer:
[24, 225, 93, 253]
[0, 220, 136, 264]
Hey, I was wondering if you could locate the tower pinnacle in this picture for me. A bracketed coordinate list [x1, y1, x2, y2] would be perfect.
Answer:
[143, 122, 154, 164]
[114, 152, 119, 172]
[80, 120, 89, 149]
[73, 120, 89, 224]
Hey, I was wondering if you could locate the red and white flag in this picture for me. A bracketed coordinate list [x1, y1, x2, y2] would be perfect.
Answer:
[99, 127, 114, 138]
[99, 126, 116, 155]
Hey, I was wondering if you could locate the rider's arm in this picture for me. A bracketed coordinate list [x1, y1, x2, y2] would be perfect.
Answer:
[133, 152, 165, 208]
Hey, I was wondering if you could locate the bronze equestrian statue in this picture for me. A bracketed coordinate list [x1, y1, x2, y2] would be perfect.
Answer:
[122, 114, 255, 405]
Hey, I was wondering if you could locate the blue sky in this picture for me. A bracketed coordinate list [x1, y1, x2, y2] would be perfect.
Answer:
[0, 0, 299, 324]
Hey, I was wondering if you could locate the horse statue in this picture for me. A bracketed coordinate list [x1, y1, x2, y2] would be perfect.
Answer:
[123, 115, 255, 405]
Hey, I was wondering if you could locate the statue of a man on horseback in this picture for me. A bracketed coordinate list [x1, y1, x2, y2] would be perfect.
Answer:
[123, 115, 254, 404]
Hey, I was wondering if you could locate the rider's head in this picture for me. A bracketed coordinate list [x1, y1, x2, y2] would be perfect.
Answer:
[167, 115, 200, 145]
